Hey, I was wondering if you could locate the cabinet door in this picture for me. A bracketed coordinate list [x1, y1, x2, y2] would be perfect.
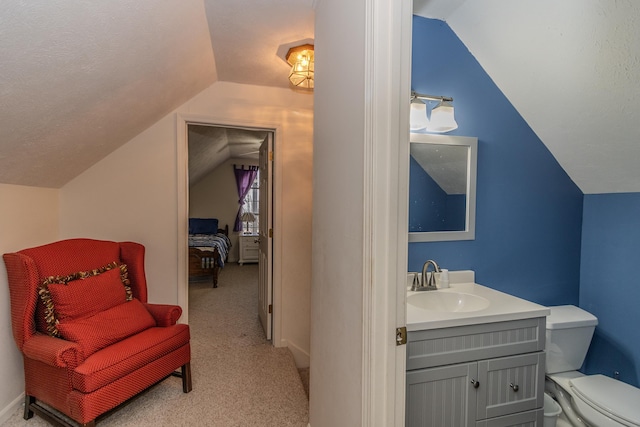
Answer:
[476, 352, 544, 420]
[407, 362, 477, 427]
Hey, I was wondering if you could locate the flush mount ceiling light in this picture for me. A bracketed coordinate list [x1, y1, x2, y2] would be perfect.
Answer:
[410, 91, 458, 133]
[285, 44, 314, 91]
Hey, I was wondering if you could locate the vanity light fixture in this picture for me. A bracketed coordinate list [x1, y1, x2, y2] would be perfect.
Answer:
[410, 91, 458, 133]
[410, 98, 430, 130]
[286, 44, 314, 90]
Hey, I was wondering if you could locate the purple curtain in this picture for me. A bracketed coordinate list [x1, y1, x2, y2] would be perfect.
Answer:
[233, 165, 259, 232]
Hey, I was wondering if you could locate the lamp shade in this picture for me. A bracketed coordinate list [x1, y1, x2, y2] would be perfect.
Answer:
[241, 212, 256, 222]
[427, 100, 458, 133]
[410, 99, 430, 130]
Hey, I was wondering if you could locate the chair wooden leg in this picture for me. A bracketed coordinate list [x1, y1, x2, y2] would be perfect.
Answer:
[23, 395, 35, 420]
[182, 362, 192, 393]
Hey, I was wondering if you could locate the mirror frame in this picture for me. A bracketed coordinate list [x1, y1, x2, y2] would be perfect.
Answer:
[408, 133, 477, 242]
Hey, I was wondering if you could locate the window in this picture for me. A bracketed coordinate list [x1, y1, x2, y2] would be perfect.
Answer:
[242, 171, 259, 234]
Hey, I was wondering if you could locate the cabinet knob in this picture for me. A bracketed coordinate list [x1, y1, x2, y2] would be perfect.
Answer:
[510, 383, 519, 392]
[470, 379, 480, 389]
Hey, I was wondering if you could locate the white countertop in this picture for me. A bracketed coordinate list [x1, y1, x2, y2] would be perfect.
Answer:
[406, 270, 550, 331]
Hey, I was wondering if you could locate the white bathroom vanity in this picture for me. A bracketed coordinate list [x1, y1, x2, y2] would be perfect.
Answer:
[406, 271, 550, 427]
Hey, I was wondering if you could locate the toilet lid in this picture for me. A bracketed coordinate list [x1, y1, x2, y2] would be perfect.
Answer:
[570, 374, 640, 426]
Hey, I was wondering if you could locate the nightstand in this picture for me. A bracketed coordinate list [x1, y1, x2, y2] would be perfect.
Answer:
[238, 234, 259, 265]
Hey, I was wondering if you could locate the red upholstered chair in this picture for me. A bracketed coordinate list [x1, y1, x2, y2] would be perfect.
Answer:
[3, 239, 192, 427]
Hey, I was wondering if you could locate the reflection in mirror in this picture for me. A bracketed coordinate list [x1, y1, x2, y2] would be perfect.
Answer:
[408, 134, 477, 242]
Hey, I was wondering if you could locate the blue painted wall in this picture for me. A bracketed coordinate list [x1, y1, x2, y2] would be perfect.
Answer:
[409, 17, 583, 305]
[580, 193, 640, 387]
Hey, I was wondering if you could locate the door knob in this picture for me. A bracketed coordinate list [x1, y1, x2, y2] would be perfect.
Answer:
[470, 379, 480, 389]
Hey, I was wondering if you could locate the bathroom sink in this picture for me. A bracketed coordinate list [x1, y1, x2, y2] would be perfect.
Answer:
[408, 291, 490, 313]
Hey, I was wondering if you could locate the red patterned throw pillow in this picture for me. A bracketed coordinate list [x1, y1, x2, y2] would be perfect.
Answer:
[39, 262, 133, 337]
[38, 262, 156, 358]
[57, 298, 156, 358]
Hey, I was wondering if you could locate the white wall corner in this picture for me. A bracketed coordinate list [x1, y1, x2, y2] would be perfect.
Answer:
[0, 393, 24, 425]
[279, 339, 311, 368]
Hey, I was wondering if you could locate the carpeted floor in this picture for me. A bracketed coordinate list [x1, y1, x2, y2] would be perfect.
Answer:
[2, 263, 309, 427]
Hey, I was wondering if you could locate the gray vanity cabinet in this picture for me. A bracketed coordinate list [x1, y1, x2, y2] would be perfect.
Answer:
[406, 317, 546, 427]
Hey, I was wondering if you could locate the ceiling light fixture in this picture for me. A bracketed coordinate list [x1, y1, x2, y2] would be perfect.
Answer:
[410, 91, 458, 133]
[286, 44, 314, 91]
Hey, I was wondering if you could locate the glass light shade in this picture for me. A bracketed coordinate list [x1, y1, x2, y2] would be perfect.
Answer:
[427, 101, 458, 133]
[288, 49, 314, 90]
[410, 99, 430, 130]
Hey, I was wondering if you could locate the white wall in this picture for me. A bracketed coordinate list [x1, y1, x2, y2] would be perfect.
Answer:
[311, 0, 408, 425]
[311, 0, 367, 424]
[60, 81, 313, 366]
[0, 184, 59, 423]
[189, 157, 258, 262]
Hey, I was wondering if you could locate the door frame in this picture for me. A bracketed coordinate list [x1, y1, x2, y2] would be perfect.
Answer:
[176, 114, 283, 347]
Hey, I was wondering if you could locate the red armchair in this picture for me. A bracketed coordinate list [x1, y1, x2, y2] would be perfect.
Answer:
[3, 238, 192, 427]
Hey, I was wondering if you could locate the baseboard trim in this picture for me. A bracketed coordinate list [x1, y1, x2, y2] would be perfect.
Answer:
[278, 339, 310, 368]
[0, 393, 24, 425]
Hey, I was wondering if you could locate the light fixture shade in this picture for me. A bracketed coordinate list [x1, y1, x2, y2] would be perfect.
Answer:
[286, 44, 314, 90]
[427, 101, 458, 133]
[410, 99, 430, 130]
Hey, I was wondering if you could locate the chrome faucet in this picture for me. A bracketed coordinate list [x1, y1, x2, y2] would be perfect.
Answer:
[418, 259, 441, 291]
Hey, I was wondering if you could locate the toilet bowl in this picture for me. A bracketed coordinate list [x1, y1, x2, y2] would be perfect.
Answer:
[545, 305, 640, 427]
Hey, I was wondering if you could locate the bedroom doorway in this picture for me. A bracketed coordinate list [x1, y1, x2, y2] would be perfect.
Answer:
[185, 123, 275, 341]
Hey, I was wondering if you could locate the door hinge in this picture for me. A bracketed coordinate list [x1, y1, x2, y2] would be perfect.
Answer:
[269, 151, 273, 161]
[268, 304, 273, 314]
[269, 228, 273, 238]
[396, 326, 407, 346]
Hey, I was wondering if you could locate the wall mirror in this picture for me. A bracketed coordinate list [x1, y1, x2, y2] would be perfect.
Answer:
[408, 133, 477, 242]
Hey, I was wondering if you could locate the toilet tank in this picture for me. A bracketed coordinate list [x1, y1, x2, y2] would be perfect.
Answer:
[546, 305, 598, 374]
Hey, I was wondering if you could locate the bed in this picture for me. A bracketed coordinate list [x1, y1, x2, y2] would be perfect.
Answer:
[188, 218, 231, 288]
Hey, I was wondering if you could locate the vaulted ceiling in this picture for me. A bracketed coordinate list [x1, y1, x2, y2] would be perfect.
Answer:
[415, 0, 640, 194]
[0, 0, 313, 188]
[1, 1, 639, 195]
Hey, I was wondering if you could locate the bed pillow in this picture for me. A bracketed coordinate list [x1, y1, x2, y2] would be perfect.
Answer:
[57, 298, 156, 358]
[189, 218, 218, 235]
[39, 262, 132, 337]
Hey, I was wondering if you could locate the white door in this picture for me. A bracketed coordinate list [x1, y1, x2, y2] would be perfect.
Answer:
[258, 133, 273, 340]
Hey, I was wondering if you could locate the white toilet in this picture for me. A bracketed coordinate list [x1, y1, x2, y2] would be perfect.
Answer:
[545, 305, 640, 427]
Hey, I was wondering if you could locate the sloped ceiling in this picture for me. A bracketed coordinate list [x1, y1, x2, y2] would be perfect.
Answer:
[414, 0, 640, 194]
[188, 125, 267, 186]
[0, 1, 217, 188]
[3, 0, 639, 194]
[0, 0, 314, 188]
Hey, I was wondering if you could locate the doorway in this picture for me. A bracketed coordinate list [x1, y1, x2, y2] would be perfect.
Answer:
[179, 120, 277, 343]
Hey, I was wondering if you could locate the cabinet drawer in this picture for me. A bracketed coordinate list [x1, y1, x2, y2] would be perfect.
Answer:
[243, 246, 259, 258]
[476, 408, 543, 427]
[407, 318, 545, 370]
[242, 239, 259, 250]
[477, 352, 545, 420]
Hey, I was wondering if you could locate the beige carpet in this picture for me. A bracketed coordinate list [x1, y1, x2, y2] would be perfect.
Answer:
[2, 263, 309, 427]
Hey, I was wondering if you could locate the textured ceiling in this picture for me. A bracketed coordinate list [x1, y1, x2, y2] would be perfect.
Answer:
[0, 0, 314, 188]
[188, 125, 267, 186]
[3, 0, 640, 195]
[204, 0, 315, 88]
[0, 1, 217, 188]
[415, 0, 640, 194]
